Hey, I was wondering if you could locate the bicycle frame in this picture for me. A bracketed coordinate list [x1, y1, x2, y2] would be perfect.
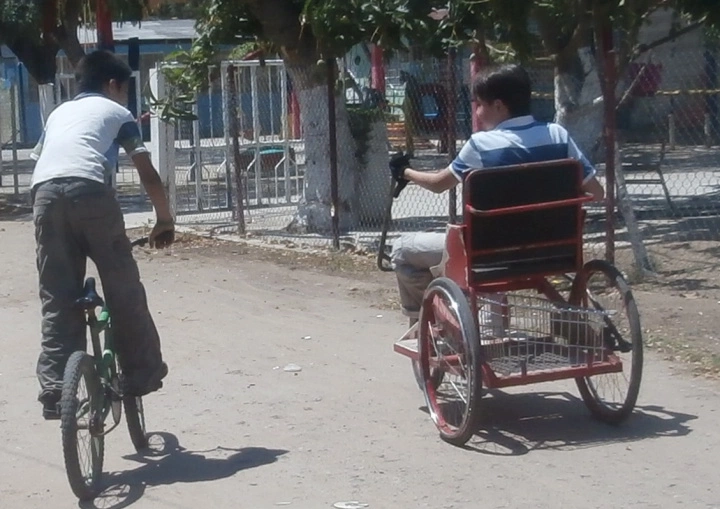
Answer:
[86, 306, 122, 435]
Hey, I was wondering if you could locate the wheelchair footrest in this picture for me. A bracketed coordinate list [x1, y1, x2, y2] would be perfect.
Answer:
[394, 338, 420, 361]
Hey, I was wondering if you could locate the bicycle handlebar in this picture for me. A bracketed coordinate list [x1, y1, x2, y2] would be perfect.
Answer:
[377, 178, 397, 272]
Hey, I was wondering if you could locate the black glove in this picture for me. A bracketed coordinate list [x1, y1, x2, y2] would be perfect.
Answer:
[389, 152, 411, 182]
[389, 152, 411, 198]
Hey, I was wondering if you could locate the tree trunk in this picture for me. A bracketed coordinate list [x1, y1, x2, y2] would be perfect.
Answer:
[355, 119, 391, 226]
[288, 75, 358, 232]
[285, 71, 390, 233]
[247, 0, 389, 233]
[5, 38, 58, 84]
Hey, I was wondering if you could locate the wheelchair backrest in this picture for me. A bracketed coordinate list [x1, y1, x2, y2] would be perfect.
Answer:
[462, 159, 587, 282]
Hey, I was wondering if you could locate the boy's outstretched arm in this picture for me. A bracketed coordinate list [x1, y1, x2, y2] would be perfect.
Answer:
[582, 176, 605, 202]
[132, 152, 175, 247]
[403, 167, 459, 194]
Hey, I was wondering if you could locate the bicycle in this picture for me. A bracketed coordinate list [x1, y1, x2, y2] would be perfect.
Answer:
[60, 236, 153, 501]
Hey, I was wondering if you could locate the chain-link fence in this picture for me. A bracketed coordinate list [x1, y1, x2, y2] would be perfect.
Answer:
[4, 37, 718, 287]
[155, 39, 720, 285]
[0, 74, 24, 199]
[161, 53, 469, 246]
[163, 60, 302, 230]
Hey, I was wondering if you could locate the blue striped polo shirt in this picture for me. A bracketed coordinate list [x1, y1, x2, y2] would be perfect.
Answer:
[451, 115, 596, 182]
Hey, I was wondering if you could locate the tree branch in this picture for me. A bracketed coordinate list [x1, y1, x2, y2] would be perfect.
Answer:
[633, 16, 706, 57]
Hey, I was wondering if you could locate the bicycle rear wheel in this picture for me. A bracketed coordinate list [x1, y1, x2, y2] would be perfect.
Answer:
[123, 395, 148, 451]
[60, 351, 105, 501]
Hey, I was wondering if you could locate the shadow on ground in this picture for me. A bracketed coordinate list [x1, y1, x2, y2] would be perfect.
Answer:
[80, 432, 288, 509]
[421, 389, 695, 456]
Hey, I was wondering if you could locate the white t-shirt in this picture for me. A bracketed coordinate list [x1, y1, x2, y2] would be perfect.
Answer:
[31, 93, 148, 187]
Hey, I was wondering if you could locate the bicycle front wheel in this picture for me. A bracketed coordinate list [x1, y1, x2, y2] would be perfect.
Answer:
[60, 351, 105, 501]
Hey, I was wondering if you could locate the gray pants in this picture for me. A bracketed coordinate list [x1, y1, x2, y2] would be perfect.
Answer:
[33, 178, 163, 401]
[391, 231, 446, 316]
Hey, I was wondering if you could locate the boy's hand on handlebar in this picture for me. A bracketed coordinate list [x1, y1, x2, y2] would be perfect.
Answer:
[389, 152, 411, 182]
[389, 152, 411, 198]
[150, 219, 175, 249]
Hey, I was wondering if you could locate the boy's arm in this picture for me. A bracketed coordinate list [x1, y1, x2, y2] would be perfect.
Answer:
[394, 138, 477, 194]
[566, 131, 605, 202]
[116, 112, 174, 247]
[30, 131, 45, 161]
[582, 176, 605, 202]
[132, 153, 173, 222]
[403, 166, 458, 194]
[132, 152, 175, 247]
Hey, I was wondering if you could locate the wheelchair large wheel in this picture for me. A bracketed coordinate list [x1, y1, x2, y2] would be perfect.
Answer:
[418, 278, 482, 446]
[408, 318, 445, 391]
[570, 260, 643, 423]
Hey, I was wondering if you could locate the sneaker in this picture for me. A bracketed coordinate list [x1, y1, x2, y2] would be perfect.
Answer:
[39, 392, 61, 421]
[123, 362, 169, 397]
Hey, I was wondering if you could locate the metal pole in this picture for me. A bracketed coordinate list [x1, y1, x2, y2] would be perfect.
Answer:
[327, 58, 341, 249]
[601, 33, 616, 264]
[10, 80, 19, 196]
[704, 48, 719, 142]
[251, 65, 262, 205]
[0, 77, 4, 189]
[470, 43, 483, 133]
[280, 67, 291, 203]
[446, 48, 458, 224]
[96, 0, 115, 52]
[192, 100, 203, 210]
[221, 62, 233, 211]
[228, 65, 246, 235]
[371, 44, 386, 94]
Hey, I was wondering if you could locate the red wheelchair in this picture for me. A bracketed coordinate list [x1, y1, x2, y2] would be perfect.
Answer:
[378, 159, 643, 446]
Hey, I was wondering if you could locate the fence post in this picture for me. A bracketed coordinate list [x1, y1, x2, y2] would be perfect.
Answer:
[149, 65, 176, 218]
[326, 58, 341, 250]
[221, 62, 233, 212]
[668, 113, 676, 150]
[704, 48, 718, 144]
[470, 43, 484, 133]
[598, 25, 616, 265]
[9, 79, 19, 197]
[227, 64, 246, 235]
[446, 48, 458, 224]
[371, 44, 386, 95]
[705, 113, 712, 148]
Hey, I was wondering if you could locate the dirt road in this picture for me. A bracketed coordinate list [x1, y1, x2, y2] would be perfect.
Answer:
[1, 219, 719, 509]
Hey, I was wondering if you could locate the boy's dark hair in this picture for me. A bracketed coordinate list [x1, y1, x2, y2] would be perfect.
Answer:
[75, 50, 132, 94]
[472, 64, 532, 117]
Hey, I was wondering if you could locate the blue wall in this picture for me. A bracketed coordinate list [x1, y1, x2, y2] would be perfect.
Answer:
[10, 41, 283, 145]
[193, 91, 283, 139]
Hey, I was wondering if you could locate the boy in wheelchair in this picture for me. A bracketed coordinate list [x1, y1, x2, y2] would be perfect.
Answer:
[388, 64, 605, 320]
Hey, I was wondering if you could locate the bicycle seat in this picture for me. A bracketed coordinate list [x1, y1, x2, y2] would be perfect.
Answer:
[76, 278, 105, 310]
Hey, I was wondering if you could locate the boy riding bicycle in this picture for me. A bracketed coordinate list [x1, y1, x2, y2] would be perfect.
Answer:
[389, 64, 605, 320]
[31, 50, 173, 420]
